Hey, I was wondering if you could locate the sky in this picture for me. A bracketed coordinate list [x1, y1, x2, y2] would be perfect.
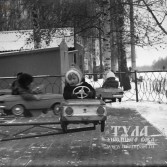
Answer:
[135, 46, 167, 67]
[134, 17, 167, 67]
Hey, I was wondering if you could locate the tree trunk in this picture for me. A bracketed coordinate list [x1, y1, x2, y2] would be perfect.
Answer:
[32, 3, 41, 49]
[99, 23, 103, 78]
[129, 0, 136, 71]
[102, 0, 111, 72]
[110, 0, 117, 72]
[116, 0, 131, 91]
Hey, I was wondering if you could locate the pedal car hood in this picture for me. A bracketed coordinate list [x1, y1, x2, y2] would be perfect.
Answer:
[62, 99, 105, 106]
[0, 93, 63, 102]
[0, 95, 23, 102]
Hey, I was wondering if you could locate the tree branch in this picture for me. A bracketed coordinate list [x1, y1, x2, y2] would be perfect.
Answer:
[142, 0, 167, 35]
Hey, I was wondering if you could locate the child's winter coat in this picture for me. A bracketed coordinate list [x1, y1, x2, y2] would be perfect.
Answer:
[102, 71, 119, 88]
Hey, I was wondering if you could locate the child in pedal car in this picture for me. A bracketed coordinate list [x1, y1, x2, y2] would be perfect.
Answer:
[63, 64, 95, 100]
[17, 73, 41, 101]
[102, 71, 119, 88]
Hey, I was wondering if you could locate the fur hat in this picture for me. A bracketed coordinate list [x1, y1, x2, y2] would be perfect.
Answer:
[65, 65, 83, 84]
[104, 71, 115, 80]
[18, 73, 33, 89]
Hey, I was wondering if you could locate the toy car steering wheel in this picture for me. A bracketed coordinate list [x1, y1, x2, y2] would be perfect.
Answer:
[73, 86, 90, 99]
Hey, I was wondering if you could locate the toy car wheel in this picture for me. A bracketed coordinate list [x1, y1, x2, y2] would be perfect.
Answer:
[11, 105, 25, 116]
[93, 123, 97, 129]
[101, 121, 105, 132]
[52, 103, 61, 115]
[61, 122, 67, 133]
[112, 98, 116, 102]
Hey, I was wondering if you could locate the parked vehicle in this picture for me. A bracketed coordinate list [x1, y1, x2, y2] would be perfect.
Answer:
[60, 86, 107, 133]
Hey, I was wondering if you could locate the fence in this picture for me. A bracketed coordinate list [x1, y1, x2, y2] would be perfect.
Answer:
[132, 70, 167, 103]
[0, 70, 167, 103]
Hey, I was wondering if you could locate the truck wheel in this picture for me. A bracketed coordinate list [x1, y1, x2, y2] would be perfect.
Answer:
[11, 105, 25, 116]
[101, 121, 105, 132]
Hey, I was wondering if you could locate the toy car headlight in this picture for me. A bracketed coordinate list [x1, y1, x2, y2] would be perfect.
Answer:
[65, 107, 73, 116]
[0, 106, 5, 115]
[97, 106, 105, 115]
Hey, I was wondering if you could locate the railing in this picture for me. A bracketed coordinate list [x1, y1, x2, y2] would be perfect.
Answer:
[0, 71, 167, 103]
[0, 75, 64, 94]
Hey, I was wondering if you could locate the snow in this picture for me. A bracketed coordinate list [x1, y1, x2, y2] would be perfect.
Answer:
[85, 76, 167, 138]
[108, 101, 167, 137]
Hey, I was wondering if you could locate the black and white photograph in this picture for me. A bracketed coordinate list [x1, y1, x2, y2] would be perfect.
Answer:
[0, 0, 167, 166]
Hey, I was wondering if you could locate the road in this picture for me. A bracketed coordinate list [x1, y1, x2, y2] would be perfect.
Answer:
[0, 105, 167, 167]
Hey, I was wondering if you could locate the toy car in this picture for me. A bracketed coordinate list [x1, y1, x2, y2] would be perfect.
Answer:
[0, 90, 63, 116]
[0, 89, 12, 96]
[60, 86, 107, 133]
[96, 87, 124, 103]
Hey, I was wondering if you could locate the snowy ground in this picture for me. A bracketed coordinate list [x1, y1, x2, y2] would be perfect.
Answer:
[108, 101, 167, 138]
[86, 77, 167, 137]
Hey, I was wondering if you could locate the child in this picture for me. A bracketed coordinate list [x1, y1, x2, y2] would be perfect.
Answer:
[63, 65, 96, 100]
[102, 71, 119, 88]
[17, 73, 41, 100]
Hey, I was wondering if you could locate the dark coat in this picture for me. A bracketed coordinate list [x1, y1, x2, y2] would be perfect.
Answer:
[63, 81, 96, 100]
[102, 77, 119, 88]
[11, 80, 20, 95]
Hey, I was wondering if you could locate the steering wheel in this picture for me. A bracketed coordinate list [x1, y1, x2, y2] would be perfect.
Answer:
[73, 86, 90, 99]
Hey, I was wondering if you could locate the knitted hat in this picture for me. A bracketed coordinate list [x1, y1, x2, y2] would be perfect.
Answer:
[104, 71, 115, 80]
[65, 65, 83, 84]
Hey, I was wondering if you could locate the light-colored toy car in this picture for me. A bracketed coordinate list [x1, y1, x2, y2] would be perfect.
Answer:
[96, 87, 124, 103]
[60, 86, 107, 133]
[0, 90, 63, 116]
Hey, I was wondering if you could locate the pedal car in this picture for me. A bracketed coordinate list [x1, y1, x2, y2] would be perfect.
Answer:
[95, 87, 124, 103]
[0, 89, 12, 96]
[0, 89, 63, 116]
[60, 86, 107, 133]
